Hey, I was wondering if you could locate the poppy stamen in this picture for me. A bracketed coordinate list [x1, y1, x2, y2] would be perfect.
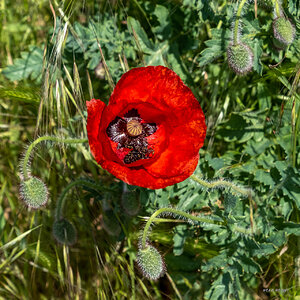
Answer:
[127, 120, 143, 136]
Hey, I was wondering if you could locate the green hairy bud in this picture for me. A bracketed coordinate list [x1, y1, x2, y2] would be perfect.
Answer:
[101, 210, 121, 236]
[273, 17, 296, 49]
[227, 43, 254, 75]
[137, 245, 165, 280]
[53, 218, 77, 246]
[20, 176, 48, 209]
[121, 190, 140, 216]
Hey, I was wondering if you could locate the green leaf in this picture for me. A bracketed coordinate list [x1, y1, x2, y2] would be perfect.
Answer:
[202, 251, 228, 272]
[127, 17, 154, 53]
[254, 169, 275, 188]
[165, 253, 201, 272]
[244, 139, 273, 157]
[199, 28, 231, 67]
[275, 164, 300, 207]
[173, 225, 188, 256]
[289, 0, 300, 17]
[153, 5, 172, 40]
[205, 153, 225, 171]
[2, 46, 44, 82]
[251, 243, 277, 258]
[217, 113, 254, 143]
[205, 284, 226, 300]
[224, 194, 238, 213]
[195, 0, 216, 22]
[274, 219, 300, 236]
[145, 41, 169, 66]
[239, 256, 262, 274]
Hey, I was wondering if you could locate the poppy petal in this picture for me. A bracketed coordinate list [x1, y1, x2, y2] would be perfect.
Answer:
[86, 66, 207, 189]
[86, 99, 106, 164]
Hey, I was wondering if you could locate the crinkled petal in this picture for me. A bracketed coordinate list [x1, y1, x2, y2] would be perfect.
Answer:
[86, 99, 106, 164]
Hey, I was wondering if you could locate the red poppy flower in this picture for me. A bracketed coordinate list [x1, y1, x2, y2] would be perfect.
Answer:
[86, 66, 206, 189]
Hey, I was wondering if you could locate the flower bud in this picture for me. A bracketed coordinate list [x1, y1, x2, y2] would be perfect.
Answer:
[20, 176, 48, 209]
[53, 218, 77, 246]
[227, 43, 254, 75]
[101, 210, 121, 236]
[121, 191, 140, 216]
[94, 62, 105, 79]
[273, 17, 296, 49]
[137, 245, 165, 280]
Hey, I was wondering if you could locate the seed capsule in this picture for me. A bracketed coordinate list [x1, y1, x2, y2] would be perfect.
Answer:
[20, 176, 48, 209]
[53, 218, 77, 245]
[126, 120, 143, 136]
[137, 245, 165, 280]
[273, 17, 296, 49]
[227, 43, 254, 75]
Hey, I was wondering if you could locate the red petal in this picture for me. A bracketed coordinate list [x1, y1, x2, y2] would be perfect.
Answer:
[86, 66, 207, 189]
[86, 99, 106, 164]
[101, 158, 197, 190]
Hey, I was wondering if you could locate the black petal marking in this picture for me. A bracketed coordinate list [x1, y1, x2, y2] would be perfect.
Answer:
[123, 108, 141, 121]
[143, 123, 157, 136]
[106, 117, 127, 144]
[106, 109, 157, 164]
[124, 150, 145, 164]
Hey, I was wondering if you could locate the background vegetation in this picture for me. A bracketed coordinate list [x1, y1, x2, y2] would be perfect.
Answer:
[0, 0, 300, 299]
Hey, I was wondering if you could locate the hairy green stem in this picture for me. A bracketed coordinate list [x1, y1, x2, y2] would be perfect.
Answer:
[55, 179, 109, 220]
[22, 136, 88, 180]
[292, 100, 298, 167]
[271, 0, 281, 17]
[141, 208, 222, 249]
[141, 208, 253, 250]
[190, 174, 252, 197]
[233, 0, 248, 45]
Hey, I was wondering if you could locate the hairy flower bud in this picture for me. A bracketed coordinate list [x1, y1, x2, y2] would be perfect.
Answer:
[137, 245, 165, 280]
[121, 191, 140, 216]
[53, 218, 77, 246]
[273, 17, 296, 49]
[101, 210, 121, 236]
[227, 43, 254, 75]
[20, 176, 48, 209]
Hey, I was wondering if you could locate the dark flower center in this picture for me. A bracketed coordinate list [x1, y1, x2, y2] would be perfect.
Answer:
[106, 109, 157, 164]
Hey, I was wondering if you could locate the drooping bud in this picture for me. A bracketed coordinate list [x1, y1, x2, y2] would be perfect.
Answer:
[273, 17, 296, 49]
[53, 218, 77, 246]
[20, 176, 48, 209]
[121, 191, 140, 216]
[101, 210, 121, 236]
[94, 62, 105, 79]
[136, 245, 165, 280]
[227, 43, 254, 75]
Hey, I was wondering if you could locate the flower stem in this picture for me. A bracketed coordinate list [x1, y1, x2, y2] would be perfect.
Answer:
[271, 0, 281, 18]
[22, 136, 88, 180]
[141, 207, 253, 249]
[291, 64, 300, 168]
[233, 0, 248, 45]
[190, 174, 252, 197]
[141, 207, 222, 249]
[55, 179, 109, 220]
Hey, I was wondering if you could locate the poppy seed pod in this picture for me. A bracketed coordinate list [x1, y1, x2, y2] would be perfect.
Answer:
[20, 176, 48, 209]
[86, 66, 206, 189]
[227, 43, 254, 75]
[137, 245, 165, 280]
[273, 17, 296, 49]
